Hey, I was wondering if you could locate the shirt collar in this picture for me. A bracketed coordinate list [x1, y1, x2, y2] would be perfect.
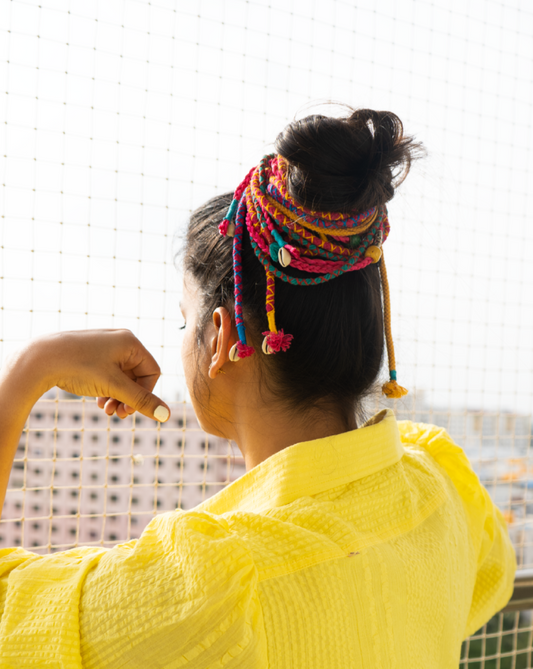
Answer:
[194, 408, 405, 516]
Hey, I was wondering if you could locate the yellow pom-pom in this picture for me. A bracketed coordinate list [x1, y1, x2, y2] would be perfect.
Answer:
[382, 380, 409, 399]
[364, 245, 382, 263]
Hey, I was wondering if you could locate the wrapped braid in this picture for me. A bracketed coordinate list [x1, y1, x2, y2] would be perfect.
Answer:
[218, 153, 407, 398]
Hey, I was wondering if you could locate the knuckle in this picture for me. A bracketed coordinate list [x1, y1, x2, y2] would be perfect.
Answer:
[133, 389, 152, 413]
[115, 328, 133, 340]
[121, 328, 136, 341]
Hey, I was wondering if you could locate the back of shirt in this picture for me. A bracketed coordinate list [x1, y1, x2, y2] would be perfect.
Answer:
[397, 420, 517, 640]
[247, 419, 517, 668]
[0, 416, 517, 668]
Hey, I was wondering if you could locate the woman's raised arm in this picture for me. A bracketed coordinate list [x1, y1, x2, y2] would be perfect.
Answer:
[0, 329, 171, 515]
[0, 342, 50, 513]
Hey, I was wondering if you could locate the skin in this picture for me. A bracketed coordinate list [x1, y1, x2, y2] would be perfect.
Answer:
[0, 329, 170, 514]
[0, 272, 357, 515]
[180, 271, 357, 472]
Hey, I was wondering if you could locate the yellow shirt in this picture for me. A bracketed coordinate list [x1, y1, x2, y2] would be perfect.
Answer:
[0, 408, 516, 668]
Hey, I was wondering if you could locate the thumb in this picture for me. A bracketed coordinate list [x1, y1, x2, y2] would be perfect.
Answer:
[112, 373, 171, 422]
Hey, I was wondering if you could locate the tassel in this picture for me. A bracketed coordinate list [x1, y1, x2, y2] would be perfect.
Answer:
[262, 329, 293, 353]
[218, 219, 230, 236]
[218, 198, 239, 236]
[235, 340, 255, 358]
[382, 379, 408, 399]
[219, 219, 236, 237]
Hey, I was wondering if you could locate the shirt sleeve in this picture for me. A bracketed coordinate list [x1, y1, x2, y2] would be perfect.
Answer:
[0, 510, 267, 669]
[397, 420, 517, 640]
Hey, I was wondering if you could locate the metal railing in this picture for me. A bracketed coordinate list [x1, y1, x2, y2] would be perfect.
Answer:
[501, 570, 533, 614]
[461, 570, 533, 667]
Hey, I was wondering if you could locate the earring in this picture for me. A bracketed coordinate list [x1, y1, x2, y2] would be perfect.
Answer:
[217, 369, 226, 375]
[229, 342, 240, 361]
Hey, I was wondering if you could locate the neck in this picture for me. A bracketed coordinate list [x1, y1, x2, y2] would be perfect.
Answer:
[230, 396, 357, 472]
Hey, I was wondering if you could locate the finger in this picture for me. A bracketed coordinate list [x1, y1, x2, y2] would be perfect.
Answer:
[121, 344, 162, 396]
[115, 402, 130, 420]
[104, 397, 120, 415]
[109, 372, 170, 423]
[104, 400, 135, 419]
[97, 397, 110, 410]
[102, 374, 134, 417]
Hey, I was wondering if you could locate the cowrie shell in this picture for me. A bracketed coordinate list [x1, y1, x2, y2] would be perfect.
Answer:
[226, 222, 236, 237]
[262, 337, 273, 355]
[278, 247, 291, 267]
[229, 343, 240, 361]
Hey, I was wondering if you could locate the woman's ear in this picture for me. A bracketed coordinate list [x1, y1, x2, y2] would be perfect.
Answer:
[207, 307, 234, 379]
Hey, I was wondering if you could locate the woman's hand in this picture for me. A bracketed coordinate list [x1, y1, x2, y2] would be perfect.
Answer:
[31, 328, 171, 422]
[0, 328, 170, 513]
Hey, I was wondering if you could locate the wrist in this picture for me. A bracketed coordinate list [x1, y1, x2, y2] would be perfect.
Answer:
[0, 337, 55, 515]
[1, 337, 55, 401]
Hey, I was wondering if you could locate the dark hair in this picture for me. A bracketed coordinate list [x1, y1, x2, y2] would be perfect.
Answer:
[176, 105, 426, 426]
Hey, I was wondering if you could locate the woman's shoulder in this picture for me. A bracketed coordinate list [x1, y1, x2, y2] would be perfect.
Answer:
[396, 418, 457, 450]
[0, 511, 266, 667]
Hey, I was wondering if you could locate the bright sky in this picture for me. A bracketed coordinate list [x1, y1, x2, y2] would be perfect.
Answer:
[0, 0, 532, 416]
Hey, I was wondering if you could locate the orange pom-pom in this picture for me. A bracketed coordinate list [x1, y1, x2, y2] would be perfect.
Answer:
[382, 380, 408, 398]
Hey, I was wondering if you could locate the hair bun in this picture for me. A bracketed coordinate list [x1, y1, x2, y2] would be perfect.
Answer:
[274, 105, 426, 214]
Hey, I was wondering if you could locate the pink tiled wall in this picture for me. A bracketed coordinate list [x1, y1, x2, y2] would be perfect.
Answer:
[0, 390, 246, 553]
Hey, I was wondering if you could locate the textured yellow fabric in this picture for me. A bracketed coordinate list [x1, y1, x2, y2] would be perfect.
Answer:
[0, 408, 516, 667]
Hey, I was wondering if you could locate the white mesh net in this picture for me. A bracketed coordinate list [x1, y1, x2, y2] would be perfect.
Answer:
[0, 6, 532, 659]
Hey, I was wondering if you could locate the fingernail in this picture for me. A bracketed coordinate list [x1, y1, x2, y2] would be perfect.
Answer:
[154, 405, 169, 422]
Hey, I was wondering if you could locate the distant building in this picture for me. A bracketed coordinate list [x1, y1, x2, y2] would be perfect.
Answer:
[377, 389, 531, 460]
[0, 389, 246, 553]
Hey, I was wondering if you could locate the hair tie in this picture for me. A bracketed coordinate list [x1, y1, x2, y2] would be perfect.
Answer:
[219, 153, 407, 398]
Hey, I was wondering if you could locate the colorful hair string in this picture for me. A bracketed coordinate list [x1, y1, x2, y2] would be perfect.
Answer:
[218, 153, 408, 399]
